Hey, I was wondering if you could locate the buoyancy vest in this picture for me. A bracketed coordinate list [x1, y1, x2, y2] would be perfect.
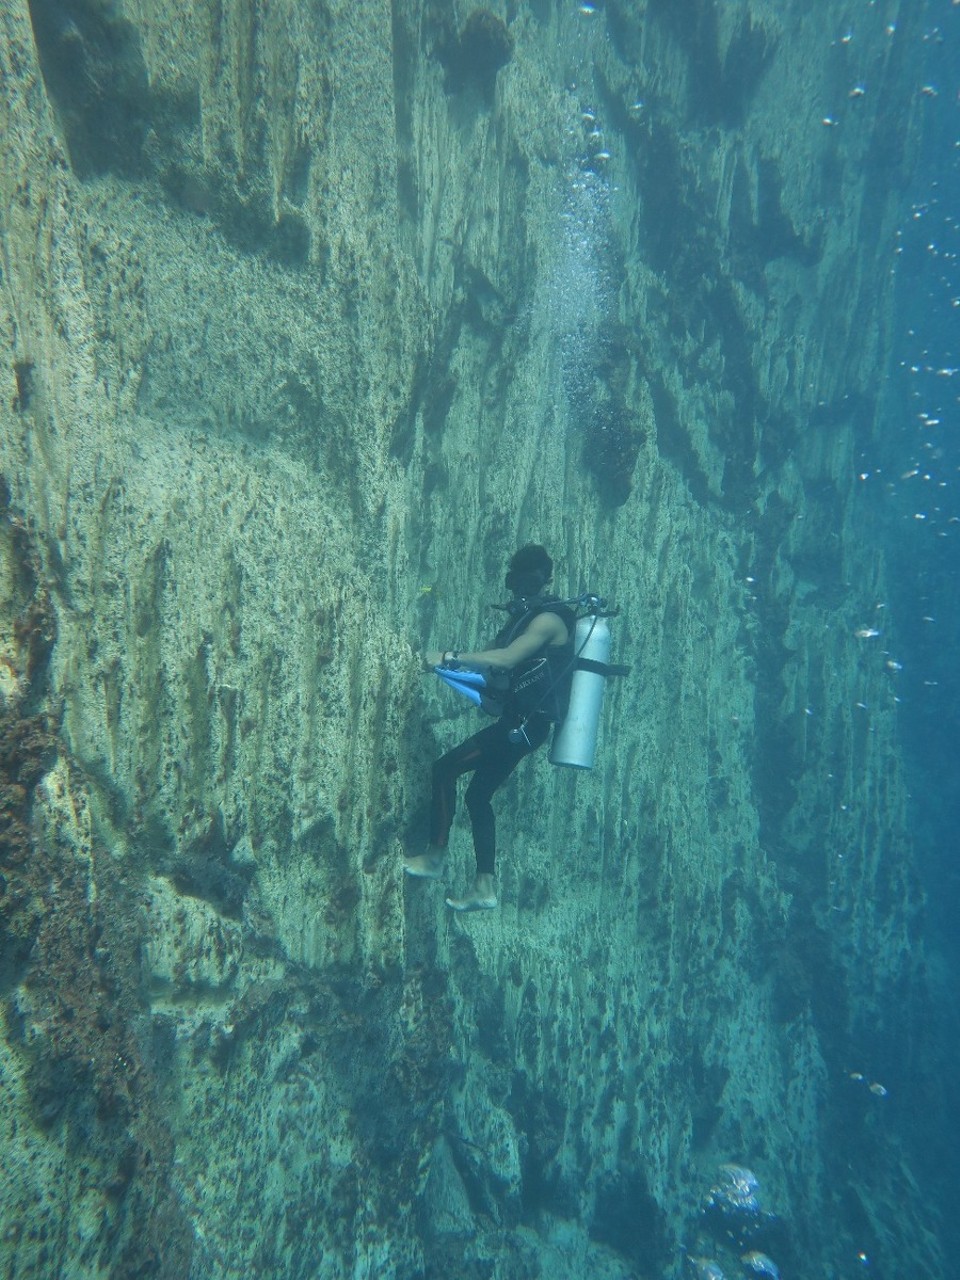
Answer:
[482, 597, 577, 722]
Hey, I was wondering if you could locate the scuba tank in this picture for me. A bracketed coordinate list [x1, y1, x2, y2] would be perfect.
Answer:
[549, 610, 613, 769]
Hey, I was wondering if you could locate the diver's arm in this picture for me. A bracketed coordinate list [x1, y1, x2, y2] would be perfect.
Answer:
[425, 612, 567, 672]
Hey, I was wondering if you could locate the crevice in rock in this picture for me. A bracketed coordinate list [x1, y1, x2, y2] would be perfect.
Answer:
[28, 0, 312, 267]
[161, 171, 313, 268]
[12, 361, 35, 413]
[508, 1071, 575, 1220]
[729, 157, 824, 286]
[590, 1166, 669, 1275]
[643, 0, 777, 128]
[436, 8, 514, 105]
[27, 0, 153, 178]
[155, 811, 255, 921]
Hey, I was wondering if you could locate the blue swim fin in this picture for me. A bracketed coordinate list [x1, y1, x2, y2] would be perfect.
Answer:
[434, 666, 487, 707]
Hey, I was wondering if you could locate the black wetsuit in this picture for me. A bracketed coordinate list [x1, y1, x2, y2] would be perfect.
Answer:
[429, 601, 574, 876]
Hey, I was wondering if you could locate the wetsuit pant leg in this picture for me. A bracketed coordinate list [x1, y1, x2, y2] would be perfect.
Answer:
[430, 719, 549, 876]
[429, 722, 505, 852]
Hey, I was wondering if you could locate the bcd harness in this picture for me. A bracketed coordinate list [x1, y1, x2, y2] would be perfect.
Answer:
[434, 593, 630, 761]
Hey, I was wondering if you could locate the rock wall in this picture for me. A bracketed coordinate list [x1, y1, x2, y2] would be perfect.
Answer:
[0, 1, 944, 1277]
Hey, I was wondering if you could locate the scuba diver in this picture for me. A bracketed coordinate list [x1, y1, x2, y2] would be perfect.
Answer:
[404, 544, 576, 912]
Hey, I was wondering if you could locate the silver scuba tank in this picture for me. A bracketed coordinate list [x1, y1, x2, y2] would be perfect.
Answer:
[549, 614, 611, 769]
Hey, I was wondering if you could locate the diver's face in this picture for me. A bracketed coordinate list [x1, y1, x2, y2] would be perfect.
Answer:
[505, 568, 546, 597]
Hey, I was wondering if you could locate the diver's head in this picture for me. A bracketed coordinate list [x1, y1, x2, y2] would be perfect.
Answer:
[505, 544, 553, 598]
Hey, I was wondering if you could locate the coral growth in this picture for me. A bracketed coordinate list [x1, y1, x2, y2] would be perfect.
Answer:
[0, 485, 193, 1278]
[0, 711, 58, 971]
[574, 328, 648, 507]
[585, 402, 645, 507]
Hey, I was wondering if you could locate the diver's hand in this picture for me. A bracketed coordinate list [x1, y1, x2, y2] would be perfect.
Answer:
[423, 650, 444, 670]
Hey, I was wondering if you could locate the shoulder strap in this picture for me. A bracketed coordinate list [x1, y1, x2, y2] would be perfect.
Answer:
[496, 596, 572, 648]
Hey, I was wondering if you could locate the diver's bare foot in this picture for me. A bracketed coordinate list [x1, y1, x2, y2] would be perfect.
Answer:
[403, 850, 445, 879]
[446, 874, 497, 911]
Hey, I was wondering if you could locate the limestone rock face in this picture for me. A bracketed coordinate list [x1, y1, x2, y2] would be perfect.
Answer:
[0, 1, 942, 1277]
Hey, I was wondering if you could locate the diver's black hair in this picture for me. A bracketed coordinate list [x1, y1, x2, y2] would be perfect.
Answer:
[506, 543, 553, 596]
[509, 544, 553, 578]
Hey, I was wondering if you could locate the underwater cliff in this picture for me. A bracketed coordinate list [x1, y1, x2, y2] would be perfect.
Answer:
[0, 1, 949, 1276]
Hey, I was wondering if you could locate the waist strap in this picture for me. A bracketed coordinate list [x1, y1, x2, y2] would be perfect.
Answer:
[576, 658, 631, 678]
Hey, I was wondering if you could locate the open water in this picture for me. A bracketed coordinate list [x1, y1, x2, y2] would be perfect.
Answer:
[882, 6, 960, 1258]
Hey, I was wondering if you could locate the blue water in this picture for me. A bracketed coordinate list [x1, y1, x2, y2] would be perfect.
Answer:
[882, 4, 960, 1253]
